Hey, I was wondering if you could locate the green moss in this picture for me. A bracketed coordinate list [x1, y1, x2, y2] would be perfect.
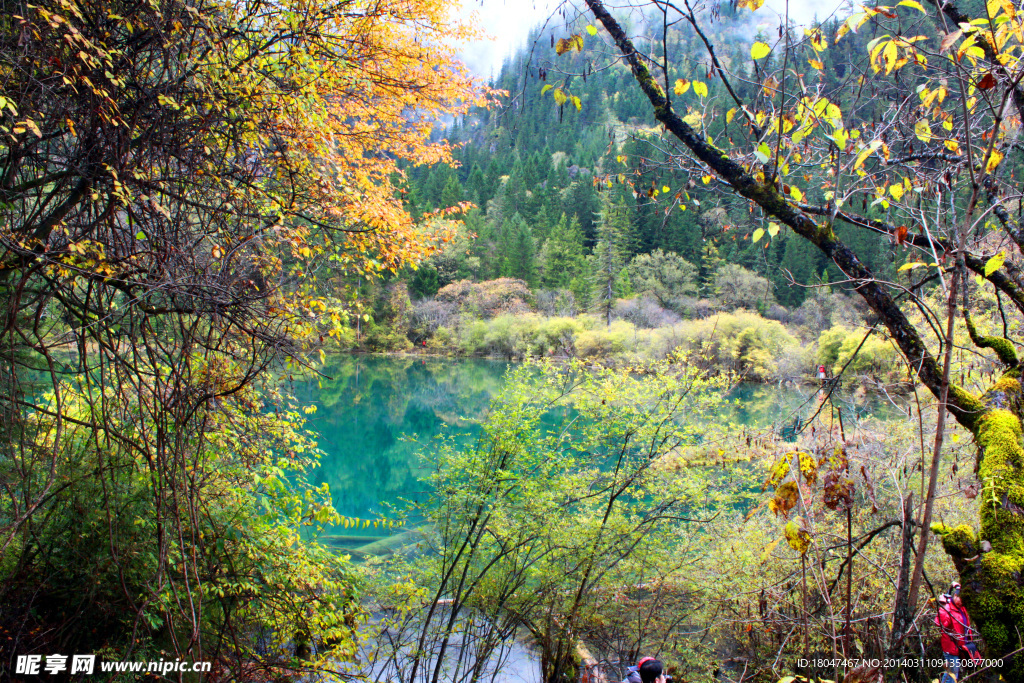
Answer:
[964, 309, 1018, 368]
[977, 409, 1024, 484]
[934, 523, 977, 558]
[949, 384, 986, 428]
[951, 402, 1024, 676]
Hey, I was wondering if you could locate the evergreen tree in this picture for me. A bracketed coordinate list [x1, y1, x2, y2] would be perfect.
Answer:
[540, 213, 586, 290]
[440, 174, 463, 210]
[508, 214, 538, 287]
[591, 199, 629, 326]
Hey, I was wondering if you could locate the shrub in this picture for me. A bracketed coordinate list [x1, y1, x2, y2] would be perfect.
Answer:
[534, 316, 587, 356]
[362, 320, 412, 351]
[410, 298, 458, 339]
[436, 278, 533, 318]
[535, 289, 578, 317]
[817, 326, 850, 367]
[628, 249, 698, 311]
[713, 264, 774, 311]
[482, 314, 537, 358]
[428, 326, 456, 351]
[838, 334, 899, 378]
[816, 325, 900, 380]
[685, 310, 796, 379]
[613, 296, 681, 329]
[458, 319, 489, 355]
[575, 320, 634, 358]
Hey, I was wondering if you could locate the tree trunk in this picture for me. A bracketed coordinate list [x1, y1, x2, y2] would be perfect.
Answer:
[932, 377, 1024, 680]
[888, 494, 915, 657]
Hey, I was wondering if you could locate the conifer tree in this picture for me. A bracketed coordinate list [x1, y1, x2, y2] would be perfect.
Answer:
[510, 215, 539, 287]
[440, 175, 464, 210]
[541, 214, 586, 290]
[591, 199, 629, 326]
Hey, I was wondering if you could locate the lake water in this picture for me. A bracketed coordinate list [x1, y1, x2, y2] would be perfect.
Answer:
[293, 355, 900, 554]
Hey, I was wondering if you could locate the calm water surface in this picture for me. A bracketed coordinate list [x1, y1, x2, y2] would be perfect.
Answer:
[293, 355, 899, 553]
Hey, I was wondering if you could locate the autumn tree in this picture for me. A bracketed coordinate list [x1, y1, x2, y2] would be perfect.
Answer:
[0, 0, 486, 676]
[553, 0, 1024, 676]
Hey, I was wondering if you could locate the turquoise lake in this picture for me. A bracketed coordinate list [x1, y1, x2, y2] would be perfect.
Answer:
[293, 355, 900, 554]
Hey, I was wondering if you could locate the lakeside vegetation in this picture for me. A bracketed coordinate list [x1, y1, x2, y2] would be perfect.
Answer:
[2, 0, 1023, 681]
[335, 273, 913, 386]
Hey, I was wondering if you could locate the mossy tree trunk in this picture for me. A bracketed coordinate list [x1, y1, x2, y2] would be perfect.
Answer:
[581, 0, 1024, 674]
[933, 374, 1024, 676]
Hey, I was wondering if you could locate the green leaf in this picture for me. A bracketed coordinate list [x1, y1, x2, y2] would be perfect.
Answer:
[754, 142, 771, 164]
[752, 228, 765, 243]
[135, 231, 146, 240]
[985, 250, 1006, 276]
[751, 42, 771, 59]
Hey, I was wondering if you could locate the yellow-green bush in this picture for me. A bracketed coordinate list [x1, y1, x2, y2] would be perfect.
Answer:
[817, 325, 849, 367]
[836, 332, 900, 379]
[683, 310, 796, 379]
[575, 320, 635, 358]
[817, 325, 901, 380]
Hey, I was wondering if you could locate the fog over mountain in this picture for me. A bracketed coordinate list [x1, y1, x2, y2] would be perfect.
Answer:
[458, 0, 848, 77]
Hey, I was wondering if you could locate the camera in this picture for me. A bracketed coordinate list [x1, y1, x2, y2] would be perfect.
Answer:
[664, 677, 674, 683]
[951, 583, 961, 597]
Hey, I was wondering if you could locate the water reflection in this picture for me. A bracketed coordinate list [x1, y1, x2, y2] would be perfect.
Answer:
[294, 356, 901, 551]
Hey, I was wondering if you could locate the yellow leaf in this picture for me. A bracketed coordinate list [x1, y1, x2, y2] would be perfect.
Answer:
[751, 42, 771, 59]
[752, 227, 765, 243]
[808, 58, 825, 69]
[737, 0, 766, 10]
[553, 88, 568, 106]
[784, 519, 812, 555]
[945, 139, 960, 152]
[555, 34, 585, 55]
[985, 250, 1006, 275]
[914, 119, 932, 143]
[674, 78, 691, 94]
[702, 175, 712, 184]
[571, 95, 582, 111]
[986, 149, 1004, 173]
[768, 222, 780, 237]
[898, 0, 926, 11]
[662, 185, 670, 193]
[726, 107, 737, 123]
[790, 186, 803, 201]
[883, 41, 898, 74]
[693, 81, 708, 97]
[898, 261, 927, 272]
[586, 25, 598, 36]
[889, 183, 904, 200]
[854, 140, 882, 169]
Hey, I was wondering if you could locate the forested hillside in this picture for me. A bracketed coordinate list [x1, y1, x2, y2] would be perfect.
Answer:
[400, 5, 909, 310]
